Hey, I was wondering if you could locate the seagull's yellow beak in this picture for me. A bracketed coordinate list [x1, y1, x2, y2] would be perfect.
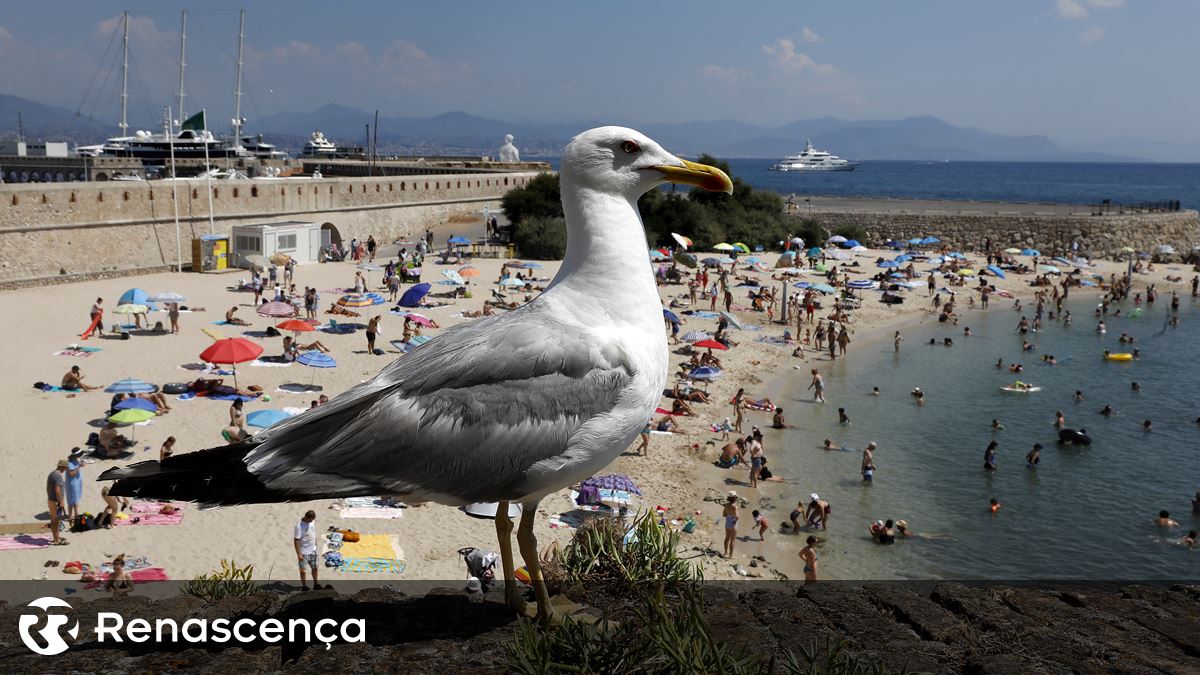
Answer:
[654, 159, 733, 194]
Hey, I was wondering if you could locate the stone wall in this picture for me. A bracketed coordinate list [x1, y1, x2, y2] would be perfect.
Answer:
[0, 171, 543, 282]
[794, 209, 1200, 258]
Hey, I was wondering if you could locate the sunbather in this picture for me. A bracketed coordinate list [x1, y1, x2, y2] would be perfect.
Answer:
[461, 303, 496, 318]
[326, 303, 361, 317]
[62, 365, 100, 391]
[224, 307, 250, 326]
[654, 415, 684, 433]
[282, 336, 330, 357]
[189, 378, 256, 398]
[671, 399, 696, 416]
[98, 422, 130, 457]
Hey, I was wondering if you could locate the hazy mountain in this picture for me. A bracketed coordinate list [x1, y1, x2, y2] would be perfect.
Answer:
[0, 93, 114, 142]
[0, 92, 1163, 161]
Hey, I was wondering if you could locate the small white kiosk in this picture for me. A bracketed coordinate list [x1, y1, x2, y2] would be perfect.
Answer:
[231, 221, 321, 268]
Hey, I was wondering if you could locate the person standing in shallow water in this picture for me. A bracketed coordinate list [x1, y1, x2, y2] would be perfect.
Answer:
[808, 369, 826, 403]
[800, 536, 818, 583]
[722, 493, 739, 558]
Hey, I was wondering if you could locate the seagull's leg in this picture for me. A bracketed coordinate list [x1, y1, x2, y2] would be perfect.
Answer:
[517, 500, 552, 624]
[494, 500, 523, 612]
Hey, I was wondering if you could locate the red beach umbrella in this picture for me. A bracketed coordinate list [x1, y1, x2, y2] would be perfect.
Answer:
[199, 338, 264, 390]
[693, 339, 728, 351]
[276, 319, 314, 333]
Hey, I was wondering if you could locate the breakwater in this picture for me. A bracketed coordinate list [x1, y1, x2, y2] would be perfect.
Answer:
[789, 196, 1200, 258]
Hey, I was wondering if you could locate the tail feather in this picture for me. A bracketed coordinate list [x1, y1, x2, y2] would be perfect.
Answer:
[100, 441, 316, 506]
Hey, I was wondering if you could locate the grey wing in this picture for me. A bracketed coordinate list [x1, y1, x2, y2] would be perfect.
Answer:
[242, 304, 637, 503]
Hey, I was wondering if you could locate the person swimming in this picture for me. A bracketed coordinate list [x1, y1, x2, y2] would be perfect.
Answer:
[1074, 390, 1083, 402]
[989, 498, 1002, 513]
[991, 418, 1004, 431]
[1100, 405, 1114, 416]
[1026, 443, 1041, 468]
[871, 386, 880, 396]
[983, 441, 998, 470]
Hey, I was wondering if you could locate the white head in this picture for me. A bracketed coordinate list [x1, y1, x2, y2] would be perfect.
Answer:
[504, 133, 514, 144]
[560, 126, 732, 200]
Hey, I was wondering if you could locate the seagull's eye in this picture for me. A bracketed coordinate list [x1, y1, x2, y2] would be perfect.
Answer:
[621, 140, 640, 154]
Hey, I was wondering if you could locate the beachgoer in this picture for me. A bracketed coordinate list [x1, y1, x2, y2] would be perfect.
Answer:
[98, 422, 129, 457]
[168, 302, 181, 334]
[807, 493, 830, 530]
[989, 498, 1002, 513]
[747, 436, 763, 487]
[89, 297, 105, 336]
[752, 510, 768, 541]
[893, 330, 903, 352]
[61, 365, 100, 391]
[800, 536, 818, 583]
[105, 554, 134, 597]
[861, 442, 877, 482]
[636, 421, 651, 455]
[722, 493, 739, 558]
[366, 315, 381, 354]
[160, 436, 176, 462]
[991, 418, 1004, 431]
[47, 459, 68, 545]
[225, 306, 249, 326]
[1055, 411, 1066, 428]
[808, 370, 826, 403]
[1143, 419, 1152, 432]
[1156, 510, 1178, 527]
[1100, 405, 1114, 417]
[838, 408, 850, 425]
[1026, 443, 1042, 469]
[789, 501, 805, 533]
[983, 441, 998, 470]
[732, 388, 746, 432]
[1183, 530, 1198, 548]
[295, 510, 323, 590]
[871, 386, 880, 396]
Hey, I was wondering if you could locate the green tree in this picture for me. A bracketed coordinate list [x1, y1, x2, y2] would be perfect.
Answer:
[501, 173, 562, 226]
[514, 216, 567, 259]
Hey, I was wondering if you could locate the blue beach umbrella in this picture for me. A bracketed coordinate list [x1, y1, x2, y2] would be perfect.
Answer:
[441, 270, 466, 285]
[744, 256, 763, 264]
[448, 236, 471, 246]
[811, 283, 836, 294]
[499, 277, 527, 287]
[1020, 248, 1041, 257]
[907, 238, 923, 246]
[842, 239, 861, 248]
[947, 252, 968, 260]
[114, 397, 156, 412]
[297, 350, 336, 368]
[687, 365, 723, 381]
[663, 309, 681, 324]
[793, 281, 813, 289]
[118, 288, 157, 311]
[246, 409, 293, 429]
[519, 262, 544, 269]
[920, 236, 941, 245]
[894, 254, 912, 263]
[398, 283, 432, 307]
[105, 378, 157, 394]
[807, 247, 821, 258]
[877, 260, 900, 268]
[846, 279, 875, 289]
[985, 265, 1006, 279]
[649, 250, 669, 261]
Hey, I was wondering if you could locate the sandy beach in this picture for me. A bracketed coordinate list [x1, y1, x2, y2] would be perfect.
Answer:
[2, 231, 1189, 589]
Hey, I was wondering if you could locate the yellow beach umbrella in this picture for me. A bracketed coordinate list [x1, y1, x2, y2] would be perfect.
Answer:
[713, 243, 734, 251]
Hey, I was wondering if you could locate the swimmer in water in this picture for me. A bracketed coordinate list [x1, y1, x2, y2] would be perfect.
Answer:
[964, 327, 972, 336]
[1143, 419, 1152, 432]
[1021, 340, 1036, 352]
[1184, 530, 1198, 549]
[1055, 410, 1065, 428]
[1133, 348, 1141, 359]
[912, 388, 925, 405]
[928, 338, 937, 346]
[1009, 363, 1023, 374]
[1026, 443, 1041, 469]
[1063, 311, 1072, 325]
[995, 357, 1004, 369]
[1074, 390, 1083, 402]
[1096, 320, 1106, 333]
[871, 386, 880, 396]
[989, 498, 1002, 513]
[838, 407, 851, 425]
[1100, 405, 1114, 417]
[943, 337, 954, 346]
[991, 418, 1004, 431]
[983, 441, 998, 470]
[1156, 510, 1178, 527]
[1131, 381, 1141, 392]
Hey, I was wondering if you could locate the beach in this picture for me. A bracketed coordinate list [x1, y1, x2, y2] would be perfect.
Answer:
[2, 233, 1194, 588]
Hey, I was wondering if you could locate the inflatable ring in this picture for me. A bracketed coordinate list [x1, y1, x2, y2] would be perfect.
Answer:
[1105, 353, 1133, 361]
[1058, 428, 1092, 445]
[162, 382, 189, 395]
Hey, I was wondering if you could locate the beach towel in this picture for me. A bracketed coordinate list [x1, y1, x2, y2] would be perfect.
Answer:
[35, 385, 80, 393]
[113, 502, 185, 527]
[89, 449, 135, 460]
[684, 310, 721, 319]
[0, 534, 53, 550]
[54, 349, 97, 358]
[250, 359, 292, 368]
[754, 336, 792, 347]
[200, 392, 259, 402]
[326, 534, 406, 574]
[340, 507, 405, 520]
[84, 567, 169, 590]
[741, 399, 776, 412]
[100, 556, 153, 573]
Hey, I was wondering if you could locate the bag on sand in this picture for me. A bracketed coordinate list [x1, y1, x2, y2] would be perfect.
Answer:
[458, 547, 498, 590]
[338, 529, 361, 543]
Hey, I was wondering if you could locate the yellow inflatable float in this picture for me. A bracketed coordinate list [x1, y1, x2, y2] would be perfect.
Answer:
[1105, 352, 1133, 361]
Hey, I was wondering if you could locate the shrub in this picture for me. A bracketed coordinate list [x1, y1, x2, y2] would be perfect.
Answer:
[502, 173, 562, 226]
[181, 559, 259, 604]
[832, 223, 868, 245]
[515, 216, 568, 260]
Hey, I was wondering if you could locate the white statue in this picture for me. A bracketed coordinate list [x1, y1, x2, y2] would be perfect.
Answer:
[498, 134, 520, 162]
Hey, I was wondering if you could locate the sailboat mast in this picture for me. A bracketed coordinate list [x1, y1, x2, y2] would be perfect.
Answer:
[119, 11, 129, 135]
[177, 10, 187, 121]
[232, 9, 245, 147]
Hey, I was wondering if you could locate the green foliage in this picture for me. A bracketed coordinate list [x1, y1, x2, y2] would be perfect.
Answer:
[640, 154, 794, 251]
[502, 173, 563, 226]
[832, 223, 869, 245]
[508, 591, 918, 675]
[792, 219, 826, 249]
[514, 216, 568, 259]
[545, 512, 701, 596]
[180, 559, 259, 604]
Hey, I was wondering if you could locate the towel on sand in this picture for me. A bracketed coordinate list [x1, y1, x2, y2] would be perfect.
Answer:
[84, 567, 169, 590]
[0, 534, 53, 550]
[326, 534, 406, 574]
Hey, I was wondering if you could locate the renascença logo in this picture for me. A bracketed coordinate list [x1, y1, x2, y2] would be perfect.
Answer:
[18, 597, 79, 656]
[16, 596, 366, 655]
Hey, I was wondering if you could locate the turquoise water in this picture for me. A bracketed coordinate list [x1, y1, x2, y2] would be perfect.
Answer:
[775, 293, 1200, 580]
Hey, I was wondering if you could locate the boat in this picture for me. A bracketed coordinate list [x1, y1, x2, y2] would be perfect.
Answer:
[302, 131, 339, 157]
[240, 134, 288, 160]
[769, 140, 857, 172]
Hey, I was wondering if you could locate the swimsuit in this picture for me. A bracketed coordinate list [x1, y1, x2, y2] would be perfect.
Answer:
[725, 515, 738, 529]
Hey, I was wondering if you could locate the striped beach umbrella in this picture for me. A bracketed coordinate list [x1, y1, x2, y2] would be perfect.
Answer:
[671, 232, 693, 249]
[337, 293, 375, 308]
[257, 301, 296, 318]
[297, 350, 336, 389]
[105, 378, 157, 394]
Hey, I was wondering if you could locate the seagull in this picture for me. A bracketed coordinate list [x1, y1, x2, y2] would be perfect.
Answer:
[99, 126, 732, 621]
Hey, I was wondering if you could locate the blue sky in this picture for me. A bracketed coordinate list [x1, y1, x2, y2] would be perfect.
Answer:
[0, 0, 1195, 143]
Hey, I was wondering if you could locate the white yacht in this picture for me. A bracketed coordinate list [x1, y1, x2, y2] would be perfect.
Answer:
[769, 140, 857, 172]
[302, 131, 339, 157]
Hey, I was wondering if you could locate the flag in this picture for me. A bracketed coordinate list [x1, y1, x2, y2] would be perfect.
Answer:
[180, 111, 206, 132]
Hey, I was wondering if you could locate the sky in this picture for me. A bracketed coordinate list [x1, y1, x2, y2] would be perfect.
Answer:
[0, 0, 1196, 144]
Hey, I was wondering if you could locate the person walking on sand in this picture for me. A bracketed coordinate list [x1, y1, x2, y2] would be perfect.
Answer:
[47, 459, 69, 545]
[808, 369, 826, 403]
[294, 510, 323, 591]
[752, 510, 769, 541]
[732, 388, 746, 433]
[722, 493, 739, 558]
[800, 536, 818, 583]
[88, 297, 105, 337]
[636, 421, 651, 455]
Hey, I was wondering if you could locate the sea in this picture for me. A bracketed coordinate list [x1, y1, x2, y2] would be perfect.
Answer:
[772, 295, 1200, 580]
[531, 157, 1200, 210]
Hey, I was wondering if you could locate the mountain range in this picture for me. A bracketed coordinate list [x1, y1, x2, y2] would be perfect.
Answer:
[0, 92, 1168, 162]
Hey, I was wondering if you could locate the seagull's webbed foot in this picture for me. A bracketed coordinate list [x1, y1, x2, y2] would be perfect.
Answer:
[517, 499, 553, 625]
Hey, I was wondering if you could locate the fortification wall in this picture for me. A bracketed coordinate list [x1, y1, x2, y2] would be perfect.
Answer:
[795, 209, 1200, 258]
[0, 172, 542, 283]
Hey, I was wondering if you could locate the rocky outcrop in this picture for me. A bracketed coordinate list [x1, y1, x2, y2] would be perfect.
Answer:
[2, 582, 1198, 673]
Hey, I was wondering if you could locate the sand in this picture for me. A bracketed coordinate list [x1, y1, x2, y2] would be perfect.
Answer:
[2, 236, 1192, 587]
